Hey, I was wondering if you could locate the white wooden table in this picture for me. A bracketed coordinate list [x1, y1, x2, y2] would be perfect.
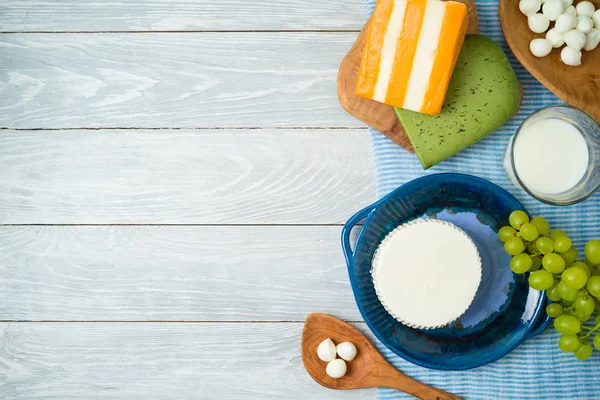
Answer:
[0, 1, 378, 398]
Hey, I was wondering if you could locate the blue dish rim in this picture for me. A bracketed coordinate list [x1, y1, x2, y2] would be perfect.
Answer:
[341, 173, 552, 370]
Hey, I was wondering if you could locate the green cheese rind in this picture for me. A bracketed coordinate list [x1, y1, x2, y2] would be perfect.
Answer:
[395, 34, 520, 169]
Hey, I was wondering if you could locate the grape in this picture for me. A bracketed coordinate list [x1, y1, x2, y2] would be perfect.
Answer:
[550, 229, 567, 241]
[547, 283, 562, 301]
[531, 216, 550, 236]
[596, 315, 600, 325]
[585, 258, 595, 268]
[530, 256, 543, 271]
[576, 296, 595, 314]
[572, 261, 591, 278]
[554, 315, 581, 335]
[585, 240, 600, 265]
[536, 237, 554, 254]
[546, 303, 563, 318]
[557, 281, 579, 302]
[520, 223, 539, 242]
[554, 236, 572, 253]
[543, 253, 566, 274]
[498, 226, 517, 242]
[558, 334, 582, 352]
[561, 266, 589, 289]
[574, 344, 593, 360]
[528, 270, 554, 290]
[575, 310, 593, 322]
[504, 237, 525, 256]
[595, 334, 600, 351]
[561, 248, 579, 266]
[587, 276, 600, 298]
[509, 210, 529, 230]
[510, 254, 533, 274]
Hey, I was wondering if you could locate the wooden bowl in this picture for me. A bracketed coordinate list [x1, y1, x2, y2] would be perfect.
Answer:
[499, 0, 600, 122]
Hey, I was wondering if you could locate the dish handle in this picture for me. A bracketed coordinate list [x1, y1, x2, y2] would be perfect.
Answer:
[526, 300, 552, 340]
[341, 204, 377, 266]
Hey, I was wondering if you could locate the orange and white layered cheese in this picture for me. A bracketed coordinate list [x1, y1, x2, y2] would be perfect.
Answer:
[356, 0, 468, 115]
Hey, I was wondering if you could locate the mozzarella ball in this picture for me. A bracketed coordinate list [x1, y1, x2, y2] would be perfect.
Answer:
[561, 46, 582, 66]
[542, 0, 563, 20]
[336, 342, 357, 362]
[555, 14, 577, 32]
[317, 338, 337, 362]
[520, 0, 542, 15]
[326, 359, 347, 379]
[528, 13, 551, 33]
[584, 29, 600, 51]
[564, 29, 587, 50]
[561, 0, 573, 7]
[576, 1, 596, 17]
[546, 28, 566, 47]
[564, 5, 577, 16]
[577, 16, 594, 33]
[530, 38, 554, 56]
[593, 10, 600, 28]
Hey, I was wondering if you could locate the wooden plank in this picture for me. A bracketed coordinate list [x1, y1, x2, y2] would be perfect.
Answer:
[0, 129, 374, 224]
[0, 322, 375, 399]
[0, 225, 363, 321]
[0, 33, 361, 129]
[0, 0, 365, 32]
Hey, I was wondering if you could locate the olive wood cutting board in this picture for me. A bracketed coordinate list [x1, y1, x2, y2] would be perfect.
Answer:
[499, 0, 600, 122]
[337, 0, 480, 152]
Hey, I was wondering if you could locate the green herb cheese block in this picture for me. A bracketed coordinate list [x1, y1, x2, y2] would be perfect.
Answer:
[395, 34, 520, 169]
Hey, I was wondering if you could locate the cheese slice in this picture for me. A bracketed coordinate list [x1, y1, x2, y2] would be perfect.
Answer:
[371, 219, 481, 329]
[356, 0, 468, 115]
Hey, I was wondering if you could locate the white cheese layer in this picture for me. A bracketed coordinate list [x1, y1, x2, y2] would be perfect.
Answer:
[372, 219, 481, 329]
[373, 0, 408, 102]
[402, 0, 446, 111]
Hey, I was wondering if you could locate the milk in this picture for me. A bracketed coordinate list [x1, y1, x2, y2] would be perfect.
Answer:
[512, 118, 589, 195]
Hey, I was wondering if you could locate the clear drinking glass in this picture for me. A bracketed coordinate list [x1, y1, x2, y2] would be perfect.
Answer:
[504, 105, 600, 206]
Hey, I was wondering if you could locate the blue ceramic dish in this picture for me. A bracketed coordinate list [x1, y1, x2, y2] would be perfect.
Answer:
[342, 173, 551, 370]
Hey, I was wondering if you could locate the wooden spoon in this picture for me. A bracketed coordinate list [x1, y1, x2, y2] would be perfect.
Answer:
[301, 313, 463, 400]
[337, 0, 479, 152]
[499, 0, 600, 122]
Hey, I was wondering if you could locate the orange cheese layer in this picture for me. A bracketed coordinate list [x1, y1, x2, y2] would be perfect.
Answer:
[356, 0, 468, 115]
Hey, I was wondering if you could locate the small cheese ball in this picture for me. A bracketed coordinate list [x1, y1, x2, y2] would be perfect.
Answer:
[555, 13, 577, 32]
[326, 359, 347, 379]
[317, 338, 337, 362]
[564, 5, 577, 16]
[528, 13, 551, 33]
[561, 0, 573, 7]
[561, 46, 582, 66]
[542, 0, 563, 20]
[546, 28, 566, 47]
[336, 342, 357, 362]
[564, 29, 587, 50]
[584, 29, 600, 51]
[520, 0, 542, 15]
[576, 1, 596, 18]
[530, 38, 554, 57]
[593, 10, 600, 28]
[577, 16, 594, 34]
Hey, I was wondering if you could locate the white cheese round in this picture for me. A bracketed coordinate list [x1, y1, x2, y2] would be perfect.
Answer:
[593, 9, 600, 28]
[564, 29, 587, 50]
[561, 46, 582, 66]
[529, 13, 551, 33]
[561, 0, 573, 8]
[543, 0, 564, 21]
[576, 1, 596, 18]
[326, 359, 347, 379]
[577, 16, 594, 33]
[520, 0, 542, 15]
[555, 13, 577, 32]
[546, 28, 566, 47]
[564, 5, 577, 16]
[584, 29, 600, 51]
[336, 342, 357, 362]
[530, 38, 553, 56]
[371, 219, 481, 329]
[317, 338, 337, 362]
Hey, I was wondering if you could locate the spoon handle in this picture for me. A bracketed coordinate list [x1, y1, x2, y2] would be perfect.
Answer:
[378, 370, 463, 400]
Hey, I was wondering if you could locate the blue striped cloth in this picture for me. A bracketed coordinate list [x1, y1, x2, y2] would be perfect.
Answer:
[362, 0, 600, 398]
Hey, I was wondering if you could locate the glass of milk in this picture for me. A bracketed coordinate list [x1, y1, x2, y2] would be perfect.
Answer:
[504, 105, 600, 206]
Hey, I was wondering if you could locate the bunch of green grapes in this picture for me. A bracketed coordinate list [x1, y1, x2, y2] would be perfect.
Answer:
[498, 210, 600, 360]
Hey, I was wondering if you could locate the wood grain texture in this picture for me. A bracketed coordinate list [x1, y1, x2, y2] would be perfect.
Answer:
[0, 0, 365, 32]
[499, 0, 600, 122]
[0, 322, 375, 399]
[0, 129, 374, 224]
[0, 226, 363, 321]
[337, 0, 479, 151]
[0, 33, 361, 129]
[302, 314, 462, 400]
